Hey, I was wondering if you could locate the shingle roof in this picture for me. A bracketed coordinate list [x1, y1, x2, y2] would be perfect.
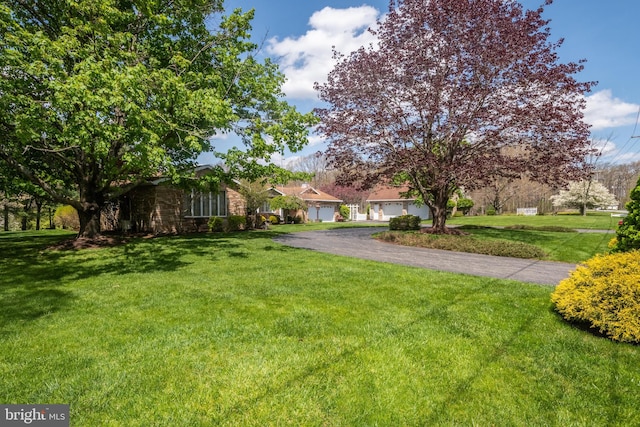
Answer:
[366, 185, 415, 202]
[273, 185, 343, 203]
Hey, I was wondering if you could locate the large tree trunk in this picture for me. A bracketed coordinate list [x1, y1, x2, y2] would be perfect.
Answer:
[77, 206, 102, 239]
[429, 186, 452, 234]
[431, 204, 448, 233]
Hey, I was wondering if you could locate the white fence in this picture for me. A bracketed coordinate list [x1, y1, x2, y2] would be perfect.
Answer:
[347, 204, 368, 221]
[516, 207, 538, 216]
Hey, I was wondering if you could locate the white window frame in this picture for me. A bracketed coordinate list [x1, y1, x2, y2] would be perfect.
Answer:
[184, 190, 227, 218]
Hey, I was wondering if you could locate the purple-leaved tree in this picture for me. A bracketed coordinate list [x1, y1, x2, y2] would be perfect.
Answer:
[315, 0, 594, 233]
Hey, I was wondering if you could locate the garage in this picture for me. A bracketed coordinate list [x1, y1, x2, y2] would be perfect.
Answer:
[407, 203, 430, 219]
[382, 202, 403, 220]
[308, 205, 336, 222]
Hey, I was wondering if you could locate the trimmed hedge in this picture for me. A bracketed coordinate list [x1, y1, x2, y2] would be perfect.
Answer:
[389, 215, 421, 231]
[552, 251, 640, 343]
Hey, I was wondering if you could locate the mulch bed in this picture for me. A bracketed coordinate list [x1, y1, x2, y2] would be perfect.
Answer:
[48, 235, 131, 251]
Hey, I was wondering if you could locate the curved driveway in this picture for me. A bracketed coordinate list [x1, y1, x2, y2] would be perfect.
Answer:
[274, 227, 578, 286]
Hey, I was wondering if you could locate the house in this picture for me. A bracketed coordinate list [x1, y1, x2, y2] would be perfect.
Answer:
[116, 166, 246, 233]
[113, 167, 346, 232]
[268, 185, 343, 222]
[366, 185, 430, 221]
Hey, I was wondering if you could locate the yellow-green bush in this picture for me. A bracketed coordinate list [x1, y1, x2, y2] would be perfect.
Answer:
[552, 251, 640, 343]
[268, 215, 280, 224]
[53, 205, 80, 230]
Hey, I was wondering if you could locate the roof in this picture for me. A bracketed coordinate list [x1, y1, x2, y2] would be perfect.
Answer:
[366, 185, 416, 202]
[272, 185, 343, 203]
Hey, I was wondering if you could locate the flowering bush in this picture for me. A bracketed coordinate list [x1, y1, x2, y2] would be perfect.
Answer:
[552, 251, 640, 343]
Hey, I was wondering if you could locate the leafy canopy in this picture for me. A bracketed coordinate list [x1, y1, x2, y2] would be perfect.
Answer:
[315, 0, 593, 232]
[0, 0, 316, 236]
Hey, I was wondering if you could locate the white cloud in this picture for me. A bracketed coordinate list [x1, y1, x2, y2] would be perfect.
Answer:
[584, 90, 639, 131]
[267, 6, 381, 100]
[590, 137, 617, 157]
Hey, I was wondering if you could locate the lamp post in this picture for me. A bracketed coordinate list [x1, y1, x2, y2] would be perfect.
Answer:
[315, 202, 320, 222]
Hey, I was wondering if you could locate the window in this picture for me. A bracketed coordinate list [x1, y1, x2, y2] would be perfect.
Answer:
[184, 190, 227, 217]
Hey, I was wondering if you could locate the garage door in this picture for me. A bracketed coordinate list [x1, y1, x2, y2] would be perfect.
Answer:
[308, 205, 336, 222]
[383, 202, 403, 220]
[408, 203, 430, 219]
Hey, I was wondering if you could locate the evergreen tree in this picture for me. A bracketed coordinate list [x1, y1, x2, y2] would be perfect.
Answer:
[613, 176, 640, 252]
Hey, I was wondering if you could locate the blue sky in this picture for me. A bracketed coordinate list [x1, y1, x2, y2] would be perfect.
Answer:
[203, 0, 640, 166]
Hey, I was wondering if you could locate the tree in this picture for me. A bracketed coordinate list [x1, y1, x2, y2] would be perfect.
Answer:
[550, 180, 617, 215]
[315, 0, 593, 233]
[612, 176, 640, 252]
[235, 179, 272, 228]
[318, 182, 367, 205]
[268, 195, 307, 223]
[0, 1, 315, 238]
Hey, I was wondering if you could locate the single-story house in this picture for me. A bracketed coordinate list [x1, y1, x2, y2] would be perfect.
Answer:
[268, 185, 343, 222]
[366, 185, 431, 221]
[116, 165, 246, 233]
[112, 167, 346, 232]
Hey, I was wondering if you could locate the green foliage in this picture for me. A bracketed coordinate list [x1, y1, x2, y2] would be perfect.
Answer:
[389, 215, 421, 231]
[456, 197, 474, 215]
[552, 251, 640, 343]
[208, 216, 224, 232]
[226, 215, 246, 232]
[0, 1, 316, 237]
[53, 205, 79, 230]
[612, 177, 640, 252]
[339, 205, 350, 220]
[269, 195, 307, 211]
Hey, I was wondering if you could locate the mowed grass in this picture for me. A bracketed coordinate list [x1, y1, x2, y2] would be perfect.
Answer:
[447, 210, 620, 230]
[1, 230, 639, 426]
[377, 226, 612, 263]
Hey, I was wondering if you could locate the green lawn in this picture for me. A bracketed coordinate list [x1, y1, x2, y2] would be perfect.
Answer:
[1, 230, 639, 426]
[447, 211, 621, 230]
[378, 226, 611, 263]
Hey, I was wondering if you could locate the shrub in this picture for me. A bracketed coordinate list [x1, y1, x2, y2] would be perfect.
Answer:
[376, 231, 547, 259]
[268, 215, 280, 224]
[53, 205, 80, 230]
[339, 205, 350, 220]
[208, 216, 224, 232]
[389, 215, 421, 231]
[456, 197, 474, 215]
[612, 176, 640, 252]
[551, 251, 640, 343]
[226, 215, 246, 232]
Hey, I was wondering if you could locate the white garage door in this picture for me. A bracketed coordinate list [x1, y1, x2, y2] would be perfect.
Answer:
[308, 205, 336, 222]
[383, 202, 403, 220]
[408, 203, 430, 219]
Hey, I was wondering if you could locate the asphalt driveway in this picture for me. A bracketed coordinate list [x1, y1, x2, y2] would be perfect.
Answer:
[274, 227, 578, 286]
